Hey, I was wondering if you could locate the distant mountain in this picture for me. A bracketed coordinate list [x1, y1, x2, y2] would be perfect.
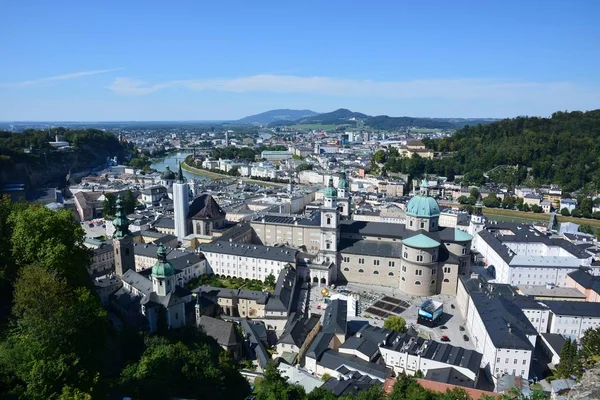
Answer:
[265, 108, 499, 130]
[234, 109, 319, 125]
[297, 108, 369, 125]
[268, 108, 369, 127]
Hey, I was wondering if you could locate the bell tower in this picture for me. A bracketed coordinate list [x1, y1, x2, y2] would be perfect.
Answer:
[320, 177, 340, 263]
[113, 195, 135, 276]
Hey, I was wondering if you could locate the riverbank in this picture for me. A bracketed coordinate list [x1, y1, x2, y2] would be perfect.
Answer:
[181, 161, 285, 187]
[483, 207, 600, 228]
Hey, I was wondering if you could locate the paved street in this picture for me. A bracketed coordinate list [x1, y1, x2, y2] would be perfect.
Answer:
[82, 218, 108, 239]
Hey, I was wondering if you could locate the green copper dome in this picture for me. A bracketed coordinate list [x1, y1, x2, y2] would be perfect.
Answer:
[406, 188, 440, 218]
[338, 171, 349, 190]
[112, 195, 131, 239]
[151, 244, 176, 277]
[323, 177, 338, 198]
[161, 166, 176, 180]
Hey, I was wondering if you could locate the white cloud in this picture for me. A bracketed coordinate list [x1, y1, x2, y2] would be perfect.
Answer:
[1, 68, 123, 87]
[105, 73, 596, 104]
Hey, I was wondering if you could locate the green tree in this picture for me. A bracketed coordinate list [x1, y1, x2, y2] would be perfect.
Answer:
[560, 207, 571, 216]
[531, 204, 543, 213]
[469, 187, 480, 200]
[9, 205, 91, 288]
[457, 195, 469, 204]
[102, 192, 116, 218]
[120, 336, 250, 400]
[571, 208, 583, 218]
[264, 273, 276, 288]
[307, 387, 337, 400]
[123, 190, 137, 214]
[296, 163, 313, 172]
[557, 338, 575, 377]
[579, 224, 594, 235]
[0, 264, 108, 399]
[482, 193, 501, 208]
[523, 203, 530, 212]
[256, 361, 305, 400]
[321, 373, 331, 382]
[383, 316, 407, 333]
[579, 326, 600, 370]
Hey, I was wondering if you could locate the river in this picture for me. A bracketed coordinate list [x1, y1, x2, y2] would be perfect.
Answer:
[150, 152, 210, 181]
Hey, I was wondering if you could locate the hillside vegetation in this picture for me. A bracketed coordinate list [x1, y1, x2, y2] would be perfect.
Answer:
[422, 110, 600, 191]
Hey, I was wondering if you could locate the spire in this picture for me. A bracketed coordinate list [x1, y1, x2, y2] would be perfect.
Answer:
[152, 244, 175, 277]
[112, 195, 131, 239]
[178, 162, 185, 183]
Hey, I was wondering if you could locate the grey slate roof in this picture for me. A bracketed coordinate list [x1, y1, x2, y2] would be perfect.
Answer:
[318, 349, 390, 380]
[198, 316, 239, 347]
[321, 371, 382, 397]
[543, 300, 600, 318]
[339, 336, 379, 360]
[153, 217, 174, 229]
[252, 212, 322, 227]
[194, 285, 269, 304]
[198, 242, 298, 263]
[425, 367, 475, 388]
[340, 220, 408, 239]
[540, 333, 567, 355]
[322, 299, 348, 335]
[567, 269, 600, 292]
[278, 313, 321, 347]
[471, 293, 537, 350]
[266, 266, 297, 313]
[306, 332, 335, 360]
[381, 332, 482, 374]
[241, 319, 270, 368]
[338, 239, 402, 258]
[122, 269, 152, 295]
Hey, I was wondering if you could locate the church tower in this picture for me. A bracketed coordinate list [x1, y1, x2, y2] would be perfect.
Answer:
[468, 202, 486, 249]
[337, 171, 351, 218]
[151, 244, 176, 296]
[320, 177, 340, 264]
[173, 162, 190, 241]
[113, 195, 135, 276]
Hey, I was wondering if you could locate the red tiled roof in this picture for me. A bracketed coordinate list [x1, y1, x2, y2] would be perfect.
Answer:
[383, 378, 500, 400]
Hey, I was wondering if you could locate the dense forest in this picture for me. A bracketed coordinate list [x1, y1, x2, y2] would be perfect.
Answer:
[365, 115, 456, 130]
[372, 110, 600, 192]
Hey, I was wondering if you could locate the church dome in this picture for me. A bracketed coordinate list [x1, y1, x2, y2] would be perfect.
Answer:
[161, 166, 176, 180]
[406, 195, 440, 218]
[151, 244, 176, 277]
[323, 177, 338, 198]
[338, 171, 349, 190]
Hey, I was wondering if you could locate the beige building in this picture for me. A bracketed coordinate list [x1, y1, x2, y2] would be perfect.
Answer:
[196, 286, 269, 318]
[338, 181, 472, 296]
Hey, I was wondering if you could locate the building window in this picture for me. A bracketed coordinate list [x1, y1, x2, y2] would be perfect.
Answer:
[374, 260, 380, 266]
[389, 261, 395, 267]
[522, 360, 526, 365]
[374, 271, 379, 275]
[443, 278, 449, 282]
[415, 281, 421, 285]
[444, 267, 451, 273]
[403, 252, 408, 258]
[514, 359, 517, 364]
[358, 269, 364, 273]
[415, 270, 423, 276]
[326, 217, 331, 225]
[389, 272, 394, 276]
[432, 254, 437, 261]
[326, 243, 330, 249]
[420, 222, 425, 229]
[497, 358, 500, 363]
[410, 220, 413, 227]
[344, 268, 349, 271]
[521, 370, 525, 376]
[432, 269, 437, 275]
[402, 265, 407, 272]
[505, 358, 509, 363]
[416, 255, 423, 262]
[431, 280, 436, 285]
[462, 247, 467, 255]
[175, 312, 179, 320]
[401, 277, 405, 281]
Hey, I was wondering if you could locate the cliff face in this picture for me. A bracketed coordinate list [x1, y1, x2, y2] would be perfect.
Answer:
[0, 150, 110, 188]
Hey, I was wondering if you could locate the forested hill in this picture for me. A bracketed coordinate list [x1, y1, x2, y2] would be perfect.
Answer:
[423, 110, 600, 191]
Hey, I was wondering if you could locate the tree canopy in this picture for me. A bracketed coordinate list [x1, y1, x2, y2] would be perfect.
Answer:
[383, 316, 407, 333]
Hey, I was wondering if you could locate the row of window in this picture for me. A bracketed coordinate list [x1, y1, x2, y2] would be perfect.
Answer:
[497, 358, 528, 365]
[496, 368, 526, 376]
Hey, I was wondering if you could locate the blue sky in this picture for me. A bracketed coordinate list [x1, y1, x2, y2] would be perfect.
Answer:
[1, 0, 599, 121]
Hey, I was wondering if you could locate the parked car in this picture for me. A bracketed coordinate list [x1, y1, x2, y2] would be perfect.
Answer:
[441, 335, 450, 342]
[463, 335, 469, 341]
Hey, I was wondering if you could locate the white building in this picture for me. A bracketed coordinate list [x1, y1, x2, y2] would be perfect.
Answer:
[476, 223, 597, 287]
[198, 242, 298, 282]
[544, 301, 600, 340]
[465, 293, 536, 385]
